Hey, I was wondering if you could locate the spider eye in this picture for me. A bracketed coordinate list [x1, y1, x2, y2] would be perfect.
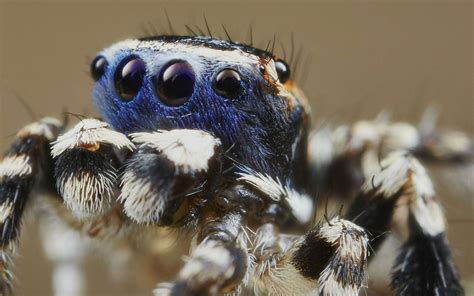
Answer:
[156, 60, 195, 106]
[275, 59, 290, 83]
[90, 55, 108, 81]
[213, 69, 243, 98]
[114, 56, 146, 101]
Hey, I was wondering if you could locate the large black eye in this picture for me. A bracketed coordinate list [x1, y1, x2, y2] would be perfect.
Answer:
[114, 56, 146, 101]
[275, 59, 290, 83]
[213, 69, 243, 98]
[91, 55, 108, 81]
[156, 60, 195, 106]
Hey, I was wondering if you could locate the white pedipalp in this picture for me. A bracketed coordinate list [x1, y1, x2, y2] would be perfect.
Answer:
[130, 129, 220, 174]
[119, 168, 167, 224]
[51, 119, 135, 157]
[57, 169, 116, 219]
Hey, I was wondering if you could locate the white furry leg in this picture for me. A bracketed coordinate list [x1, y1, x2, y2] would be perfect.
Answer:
[252, 218, 369, 296]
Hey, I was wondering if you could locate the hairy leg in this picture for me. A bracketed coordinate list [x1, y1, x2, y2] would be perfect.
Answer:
[308, 113, 473, 202]
[155, 206, 249, 295]
[345, 151, 463, 295]
[251, 218, 369, 296]
[39, 217, 89, 296]
[0, 118, 62, 294]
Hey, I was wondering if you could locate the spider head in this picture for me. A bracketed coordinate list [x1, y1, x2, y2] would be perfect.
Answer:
[91, 36, 310, 178]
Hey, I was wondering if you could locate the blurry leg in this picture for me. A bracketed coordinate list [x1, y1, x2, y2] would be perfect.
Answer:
[40, 218, 88, 296]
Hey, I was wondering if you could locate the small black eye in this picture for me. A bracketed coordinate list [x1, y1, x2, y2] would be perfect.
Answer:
[91, 56, 108, 81]
[156, 60, 195, 106]
[114, 56, 146, 101]
[213, 69, 243, 98]
[275, 59, 290, 83]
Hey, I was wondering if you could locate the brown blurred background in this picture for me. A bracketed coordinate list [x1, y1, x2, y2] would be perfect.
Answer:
[0, 0, 473, 295]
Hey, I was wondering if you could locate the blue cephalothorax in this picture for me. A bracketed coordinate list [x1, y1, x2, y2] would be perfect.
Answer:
[92, 36, 309, 180]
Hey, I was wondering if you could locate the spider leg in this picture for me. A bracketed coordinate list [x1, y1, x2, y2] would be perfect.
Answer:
[39, 216, 88, 296]
[417, 107, 473, 162]
[345, 151, 463, 295]
[251, 218, 369, 296]
[234, 166, 367, 295]
[308, 114, 473, 202]
[154, 204, 249, 296]
[37, 199, 134, 296]
[0, 118, 62, 294]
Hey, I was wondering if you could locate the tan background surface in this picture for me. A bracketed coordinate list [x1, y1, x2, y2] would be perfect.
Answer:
[0, 0, 473, 295]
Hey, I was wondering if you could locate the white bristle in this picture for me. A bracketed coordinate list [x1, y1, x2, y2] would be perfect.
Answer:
[51, 119, 134, 157]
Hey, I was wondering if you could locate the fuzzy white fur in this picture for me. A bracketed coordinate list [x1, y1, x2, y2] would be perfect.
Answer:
[51, 119, 134, 157]
[131, 129, 220, 174]
[0, 155, 32, 178]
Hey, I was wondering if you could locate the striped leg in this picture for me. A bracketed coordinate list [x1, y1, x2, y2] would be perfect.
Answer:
[345, 151, 463, 295]
[0, 118, 62, 294]
[155, 209, 249, 295]
[251, 218, 369, 296]
[308, 114, 473, 202]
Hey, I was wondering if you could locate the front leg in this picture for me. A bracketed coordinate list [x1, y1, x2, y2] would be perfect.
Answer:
[155, 206, 249, 296]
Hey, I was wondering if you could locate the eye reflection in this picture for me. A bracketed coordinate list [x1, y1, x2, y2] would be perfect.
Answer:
[114, 56, 146, 101]
[90, 55, 108, 81]
[155, 60, 195, 106]
[275, 59, 290, 83]
[213, 68, 243, 98]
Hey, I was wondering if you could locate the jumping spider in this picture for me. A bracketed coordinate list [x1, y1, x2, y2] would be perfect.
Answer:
[0, 33, 471, 295]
